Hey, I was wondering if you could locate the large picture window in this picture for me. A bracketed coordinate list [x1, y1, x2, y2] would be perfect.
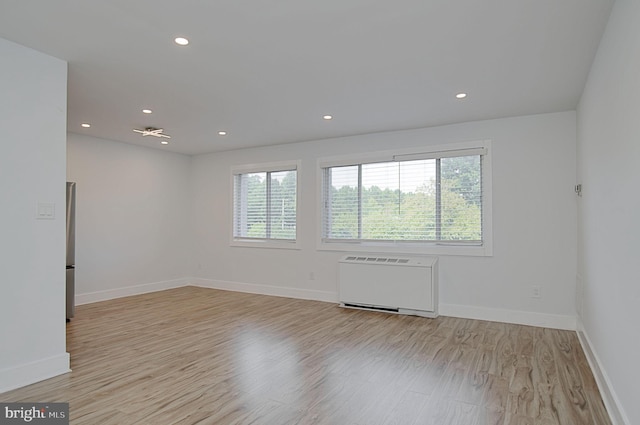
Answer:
[320, 144, 491, 254]
[233, 162, 298, 246]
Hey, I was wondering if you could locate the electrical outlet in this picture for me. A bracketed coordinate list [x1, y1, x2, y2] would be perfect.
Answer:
[531, 285, 542, 299]
[309, 272, 316, 280]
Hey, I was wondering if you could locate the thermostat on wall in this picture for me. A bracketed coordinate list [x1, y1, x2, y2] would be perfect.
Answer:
[36, 202, 55, 219]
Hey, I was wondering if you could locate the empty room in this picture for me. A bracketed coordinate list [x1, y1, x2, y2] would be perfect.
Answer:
[0, 1, 638, 424]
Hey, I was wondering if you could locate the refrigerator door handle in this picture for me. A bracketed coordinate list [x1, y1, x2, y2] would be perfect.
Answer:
[66, 182, 76, 320]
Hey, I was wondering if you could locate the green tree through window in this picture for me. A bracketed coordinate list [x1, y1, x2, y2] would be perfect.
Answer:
[322, 154, 482, 244]
[234, 169, 297, 241]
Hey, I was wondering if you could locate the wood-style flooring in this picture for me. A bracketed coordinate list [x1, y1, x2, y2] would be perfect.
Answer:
[1, 287, 611, 425]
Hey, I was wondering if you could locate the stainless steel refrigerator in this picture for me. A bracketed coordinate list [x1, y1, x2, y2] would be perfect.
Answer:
[66, 182, 76, 320]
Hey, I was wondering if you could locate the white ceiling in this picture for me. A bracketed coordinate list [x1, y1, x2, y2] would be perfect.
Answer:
[0, 0, 614, 155]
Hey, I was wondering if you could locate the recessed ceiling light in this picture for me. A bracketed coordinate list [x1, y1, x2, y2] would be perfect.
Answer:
[323, 115, 333, 120]
[142, 109, 152, 114]
[81, 123, 91, 128]
[174, 37, 189, 46]
[218, 131, 227, 136]
[160, 140, 169, 145]
[455, 93, 468, 99]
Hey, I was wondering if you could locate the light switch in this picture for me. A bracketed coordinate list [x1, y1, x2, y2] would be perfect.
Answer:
[36, 202, 55, 220]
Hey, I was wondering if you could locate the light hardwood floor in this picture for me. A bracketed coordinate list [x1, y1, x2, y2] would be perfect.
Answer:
[2, 287, 611, 425]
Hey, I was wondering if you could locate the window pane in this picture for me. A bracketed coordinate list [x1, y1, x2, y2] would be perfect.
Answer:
[440, 155, 482, 241]
[269, 170, 297, 240]
[322, 152, 483, 245]
[235, 172, 266, 238]
[361, 162, 400, 240]
[234, 168, 298, 242]
[326, 166, 358, 239]
[398, 159, 436, 240]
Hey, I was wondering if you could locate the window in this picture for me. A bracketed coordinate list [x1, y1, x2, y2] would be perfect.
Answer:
[232, 162, 299, 247]
[320, 143, 491, 255]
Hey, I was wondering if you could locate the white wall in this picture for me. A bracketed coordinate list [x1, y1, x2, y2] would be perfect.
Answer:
[192, 111, 578, 329]
[0, 38, 69, 392]
[577, 0, 640, 423]
[67, 134, 193, 303]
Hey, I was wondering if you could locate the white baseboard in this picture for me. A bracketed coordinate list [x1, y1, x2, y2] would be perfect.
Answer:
[576, 319, 629, 425]
[439, 303, 576, 330]
[75, 278, 191, 305]
[0, 353, 70, 394]
[75, 279, 576, 332]
[191, 278, 337, 304]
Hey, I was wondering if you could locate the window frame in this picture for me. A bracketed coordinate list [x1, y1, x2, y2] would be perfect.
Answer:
[231, 160, 301, 250]
[316, 141, 492, 256]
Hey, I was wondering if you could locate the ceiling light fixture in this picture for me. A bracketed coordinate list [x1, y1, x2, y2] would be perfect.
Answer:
[160, 140, 169, 145]
[142, 109, 152, 114]
[455, 93, 468, 99]
[218, 131, 227, 136]
[133, 127, 171, 139]
[81, 123, 91, 128]
[323, 115, 333, 120]
[174, 37, 189, 46]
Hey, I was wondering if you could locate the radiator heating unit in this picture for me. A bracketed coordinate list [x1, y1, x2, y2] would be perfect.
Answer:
[338, 255, 438, 318]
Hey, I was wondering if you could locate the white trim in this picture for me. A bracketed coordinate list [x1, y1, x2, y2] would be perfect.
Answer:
[230, 159, 302, 249]
[576, 319, 630, 425]
[230, 239, 301, 250]
[191, 281, 574, 330]
[74, 279, 575, 331]
[231, 160, 299, 174]
[317, 140, 490, 168]
[393, 146, 487, 161]
[75, 278, 191, 305]
[0, 353, 70, 394]
[316, 140, 493, 257]
[316, 242, 490, 257]
[439, 303, 576, 330]
[192, 278, 337, 303]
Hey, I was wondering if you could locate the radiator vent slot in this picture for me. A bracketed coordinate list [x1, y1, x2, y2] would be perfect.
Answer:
[338, 254, 438, 318]
[343, 303, 399, 313]
[342, 256, 421, 266]
[343, 256, 406, 262]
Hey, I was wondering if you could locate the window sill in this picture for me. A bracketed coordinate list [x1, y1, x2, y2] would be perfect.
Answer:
[316, 241, 492, 257]
[231, 239, 301, 250]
